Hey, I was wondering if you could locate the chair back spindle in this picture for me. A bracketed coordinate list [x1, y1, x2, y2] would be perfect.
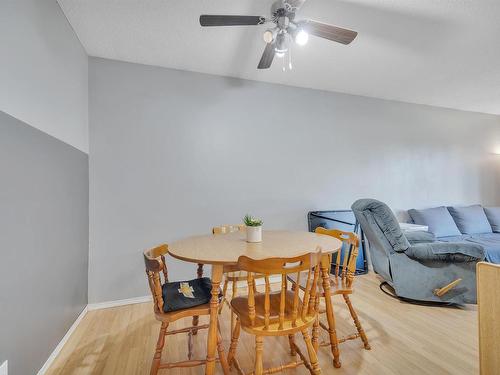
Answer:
[264, 276, 271, 329]
[247, 272, 256, 326]
[291, 271, 301, 326]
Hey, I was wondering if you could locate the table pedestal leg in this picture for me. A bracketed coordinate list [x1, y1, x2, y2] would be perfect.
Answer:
[206, 265, 227, 375]
[320, 255, 341, 368]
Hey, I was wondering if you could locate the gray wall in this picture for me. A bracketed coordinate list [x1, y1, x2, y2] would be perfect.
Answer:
[0, 0, 88, 152]
[89, 57, 500, 303]
[0, 111, 89, 375]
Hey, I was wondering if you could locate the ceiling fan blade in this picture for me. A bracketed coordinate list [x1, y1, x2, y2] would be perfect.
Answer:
[302, 20, 358, 45]
[199, 15, 266, 27]
[257, 42, 275, 69]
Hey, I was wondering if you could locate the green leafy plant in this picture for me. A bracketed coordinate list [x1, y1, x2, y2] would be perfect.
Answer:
[243, 214, 263, 227]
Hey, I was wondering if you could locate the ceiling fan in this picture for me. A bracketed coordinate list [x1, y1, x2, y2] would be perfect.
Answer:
[199, 0, 358, 70]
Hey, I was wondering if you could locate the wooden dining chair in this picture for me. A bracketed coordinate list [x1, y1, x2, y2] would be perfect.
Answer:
[288, 228, 370, 368]
[227, 251, 323, 375]
[143, 244, 229, 375]
[213, 225, 265, 334]
[477, 262, 500, 374]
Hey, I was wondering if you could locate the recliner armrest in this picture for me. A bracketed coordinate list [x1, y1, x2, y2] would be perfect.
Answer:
[404, 242, 485, 262]
[404, 230, 436, 244]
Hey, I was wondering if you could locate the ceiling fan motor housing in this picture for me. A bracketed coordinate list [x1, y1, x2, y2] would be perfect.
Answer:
[271, 2, 296, 25]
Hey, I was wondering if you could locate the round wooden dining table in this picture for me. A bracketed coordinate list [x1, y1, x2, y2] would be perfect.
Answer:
[169, 230, 342, 375]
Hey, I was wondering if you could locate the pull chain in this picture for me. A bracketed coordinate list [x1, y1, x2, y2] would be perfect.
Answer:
[281, 47, 293, 72]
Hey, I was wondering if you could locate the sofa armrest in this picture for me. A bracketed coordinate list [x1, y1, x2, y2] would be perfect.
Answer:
[404, 242, 485, 262]
[404, 231, 436, 244]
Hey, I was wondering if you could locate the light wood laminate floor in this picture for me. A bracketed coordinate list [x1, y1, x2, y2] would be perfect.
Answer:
[46, 273, 478, 375]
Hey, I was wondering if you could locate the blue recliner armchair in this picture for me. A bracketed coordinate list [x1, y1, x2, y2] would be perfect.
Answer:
[351, 199, 485, 304]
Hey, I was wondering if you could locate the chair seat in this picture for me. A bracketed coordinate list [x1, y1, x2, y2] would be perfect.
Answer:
[231, 290, 306, 329]
[287, 273, 352, 296]
[162, 277, 216, 313]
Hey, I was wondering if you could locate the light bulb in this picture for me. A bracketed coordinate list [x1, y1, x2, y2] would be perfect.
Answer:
[295, 30, 309, 45]
[263, 30, 274, 44]
[276, 52, 285, 58]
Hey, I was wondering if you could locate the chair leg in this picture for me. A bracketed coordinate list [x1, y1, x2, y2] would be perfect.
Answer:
[254, 336, 264, 375]
[302, 329, 321, 375]
[288, 334, 297, 356]
[188, 329, 194, 360]
[312, 316, 320, 353]
[230, 279, 238, 335]
[150, 322, 168, 375]
[192, 264, 204, 335]
[320, 258, 341, 368]
[217, 329, 230, 375]
[219, 279, 228, 315]
[227, 318, 241, 367]
[343, 294, 371, 350]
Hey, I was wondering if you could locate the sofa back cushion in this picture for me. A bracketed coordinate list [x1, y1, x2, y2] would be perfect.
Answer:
[448, 205, 492, 234]
[484, 207, 500, 232]
[408, 206, 461, 237]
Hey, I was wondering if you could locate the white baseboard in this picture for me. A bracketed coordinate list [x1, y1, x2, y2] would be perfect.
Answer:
[37, 306, 88, 375]
[87, 295, 152, 311]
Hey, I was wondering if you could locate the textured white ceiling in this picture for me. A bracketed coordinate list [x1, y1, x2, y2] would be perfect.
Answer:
[58, 0, 500, 115]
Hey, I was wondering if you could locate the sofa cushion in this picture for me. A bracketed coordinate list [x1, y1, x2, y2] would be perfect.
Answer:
[408, 206, 461, 237]
[459, 233, 500, 264]
[484, 207, 500, 232]
[447, 205, 492, 234]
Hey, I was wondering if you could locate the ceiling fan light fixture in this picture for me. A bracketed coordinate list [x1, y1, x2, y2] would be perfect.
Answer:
[274, 32, 288, 56]
[294, 29, 309, 45]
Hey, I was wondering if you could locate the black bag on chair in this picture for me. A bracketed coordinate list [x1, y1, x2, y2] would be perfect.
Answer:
[162, 277, 220, 312]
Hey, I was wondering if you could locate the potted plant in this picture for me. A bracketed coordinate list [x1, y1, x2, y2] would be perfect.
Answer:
[243, 214, 263, 243]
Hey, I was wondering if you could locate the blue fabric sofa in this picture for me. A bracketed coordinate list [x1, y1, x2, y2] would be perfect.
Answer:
[407, 204, 500, 264]
[352, 199, 485, 304]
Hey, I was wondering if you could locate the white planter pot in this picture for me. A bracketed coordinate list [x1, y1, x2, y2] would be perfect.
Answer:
[246, 226, 262, 243]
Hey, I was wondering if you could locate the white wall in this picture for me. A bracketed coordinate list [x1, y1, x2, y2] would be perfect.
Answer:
[0, 111, 88, 375]
[0, 0, 88, 152]
[89, 57, 500, 303]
